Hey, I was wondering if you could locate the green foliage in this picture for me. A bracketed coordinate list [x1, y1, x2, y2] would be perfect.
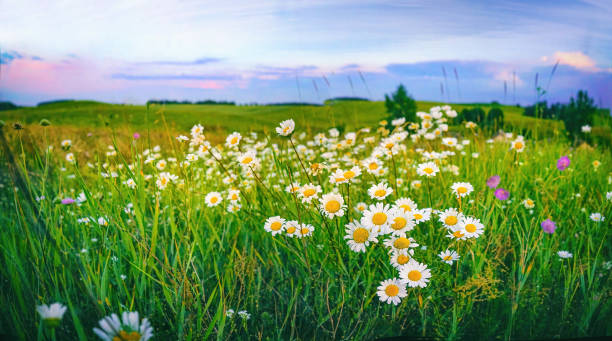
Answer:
[560, 90, 597, 139]
[384, 84, 417, 124]
[486, 107, 504, 131]
[458, 107, 486, 124]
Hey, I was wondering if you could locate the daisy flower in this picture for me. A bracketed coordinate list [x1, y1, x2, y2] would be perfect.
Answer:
[387, 209, 415, 235]
[297, 223, 315, 238]
[451, 182, 473, 198]
[156, 172, 178, 190]
[205, 192, 222, 207]
[227, 204, 241, 213]
[511, 138, 525, 152]
[276, 119, 295, 136]
[368, 182, 393, 200]
[438, 208, 463, 229]
[225, 132, 242, 148]
[93, 311, 153, 341]
[283, 220, 299, 237]
[446, 225, 468, 240]
[411, 208, 431, 224]
[590, 213, 605, 222]
[65, 153, 75, 163]
[299, 183, 322, 204]
[394, 198, 417, 213]
[460, 216, 484, 238]
[376, 278, 407, 305]
[37, 303, 67, 328]
[227, 189, 240, 202]
[439, 250, 460, 265]
[557, 251, 573, 259]
[156, 159, 167, 170]
[238, 151, 256, 167]
[124, 178, 136, 189]
[190, 124, 204, 137]
[344, 222, 378, 252]
[389, 249, 414, 270]
[320, 193, 345, 219]
[355, 202, 367, 213]
[416, 161, 439, 177]
[264, 216, 285, 236]
[363, 158, 383, 174]
[361, 203, 393, 231]
[341, 166, 361, 182]
[399, 259, 431, 288]
[285, 182, 301, 194]
[384, 235, 418, 252]
[442, 137, 458, 147]
[522, 198, 535, 209]
[61, 139, 72, 149]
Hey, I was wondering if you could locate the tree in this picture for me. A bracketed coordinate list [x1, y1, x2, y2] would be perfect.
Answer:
[384, 84, 417, 125]
[486, 107, 504, 131]
[560, 90, 596, 139]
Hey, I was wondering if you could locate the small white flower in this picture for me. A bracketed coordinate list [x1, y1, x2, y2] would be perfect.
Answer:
[557, 251, 573, 259]
[276, 119, 295, 136]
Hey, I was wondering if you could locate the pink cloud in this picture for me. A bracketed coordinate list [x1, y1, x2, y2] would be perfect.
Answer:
[552, 51, 598, 71]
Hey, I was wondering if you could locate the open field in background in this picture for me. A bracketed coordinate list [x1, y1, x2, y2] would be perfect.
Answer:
[0, 101, 610, 340]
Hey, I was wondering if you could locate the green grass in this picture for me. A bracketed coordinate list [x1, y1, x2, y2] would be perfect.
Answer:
[0, 104, 610, 340]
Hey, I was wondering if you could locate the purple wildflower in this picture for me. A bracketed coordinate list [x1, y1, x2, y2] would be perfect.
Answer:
[133, 132, 141, 139]
[487, 175, 501, 189]
[556, 156, 570, 171]
[61, 198, 75, 205]
[494, 188, 509, 201]
[541, 219, 557, 234]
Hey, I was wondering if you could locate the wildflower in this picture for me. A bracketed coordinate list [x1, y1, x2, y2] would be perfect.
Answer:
[320, 193, 345, 219]
[355, 202, 367, 213]
[511, 138, 525, 152]
[389, 250, 414, 270]
[486, 175, 501, 189]
[344, 222, 378, 252]
[410, 180, 422, 189]
[465, 121, 477, 129]
[377, 278, 407, 305]
[276, 119, 295, 136]
[461, 216, 484, 238]
[93, 311, 153, 341]
[205, 192, 222, 207]
[391, 117, 406, 126]
[581, 125, 591, 133]
[285, 182, 300, 194]
[438, 208, 462, 229]
[387, 209, 415, 235]
[590, 213, 605, 222]
[607, 192, 612, 201]
[299, 183, 321, 204]
[368, 182, 393, 200]
[451, 182, 473, 198]
[342, 166, 362, 182]
[227, 189, 240, 202]
[494, 188, 509, 201]
[156, 172, 178, 190]
[384, 235, 418, 252]
[541, 219, 557, 234]
[264, 216, 285, 236]
[556, 156, 570, 171]
[439, 250, 460, 265]
[124, 178, 136, 189]
[238, 151, 257, 167]
[394, 197, 417, 213]
[416, 161, 440, 177]
[361, 203, 393, 231]
[226, 309, 235, 318]
[37, 303, 67, 328]
[155, 159, 167, 170]
[283, 220, 299, 237]
[97, 217, 108, 226]
[411, 208, 431, 224]
[61, 139, 72, 149]
[65, 153, 75, 163]
[237, 310, 251, 320]
[133, 132, 141, 139]
[592, 160, 600, 169]
[557, 251, 573, 259]
[190, 124, 204, 137]
[61, 198, 75, 205]
[225, 132, 242, 148]
[297, 223, 315, 237]
[399, 259, 431, 288]
[522, 198, 535, 209]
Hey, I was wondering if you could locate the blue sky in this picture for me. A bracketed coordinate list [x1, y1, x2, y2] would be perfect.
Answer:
[0, 0, 611, 107]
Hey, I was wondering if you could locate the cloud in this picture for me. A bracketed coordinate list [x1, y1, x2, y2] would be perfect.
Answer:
[137, 58, 223, 66]
[552, 51, 598, 71]
[0, 50, 23, 64]
[110, 73, 239, 81]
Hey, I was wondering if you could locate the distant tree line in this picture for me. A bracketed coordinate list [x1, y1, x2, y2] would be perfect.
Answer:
[147, 99, 236, 106]
[0, 101, 19, 111]
[456, 107, 504, 132]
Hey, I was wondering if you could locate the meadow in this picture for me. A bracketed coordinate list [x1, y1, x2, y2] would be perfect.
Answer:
[0, 101, 610, 340]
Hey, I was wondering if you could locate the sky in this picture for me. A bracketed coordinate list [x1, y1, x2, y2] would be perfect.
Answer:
[1, 0, 611, 107]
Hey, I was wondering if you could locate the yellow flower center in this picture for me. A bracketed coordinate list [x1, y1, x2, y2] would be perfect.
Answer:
[413, 213, 423, 220]
[374, 189, 387, 197]
[160, 178, 168, 185]
[444, 216, 458, 226]
[210, 196, 218, 204]
[270, 222, 282, 231]
[372, 212, 387, 225]
[385, 143, 394, 149]
[385, 284, 399, 297]
[443, 255, 452, 261]
[286, 226, 296, 234]
[325, 200, 341, 213]
[453, 230, 464, 238]
[424, 167, 433, 174]
[400, 204, 412, 212]
[514, 141, 523, 149]
[283, 126, 290, 133]
[397, 254, 410, 265]
[335, 177, 346, 183]
[457, 187, 467, 194]
[407, 270, 422, 281]
[465, 223, 477, 233]
[369, 162, 378, 170]
[231, 137, 238, 144]
[241, 157, 253, 164]
[113, 330, 142, 341]
[526, 199, 533, 206]
[344, 170, 355, 179]
[391, 217, 407, 230]
[231, 194, 238, 200]
[393, 237, 410, 249]
[303, 188, 316, 197]
[353, 228, 369, 243]
[300, 227, 310, 235]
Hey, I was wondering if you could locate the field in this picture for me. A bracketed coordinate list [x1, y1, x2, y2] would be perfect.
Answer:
[0, 101, 610, 340]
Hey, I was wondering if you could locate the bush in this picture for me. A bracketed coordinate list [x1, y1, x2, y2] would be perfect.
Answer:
[384, 84, 417, 125]
[486, 107, 504, 131]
